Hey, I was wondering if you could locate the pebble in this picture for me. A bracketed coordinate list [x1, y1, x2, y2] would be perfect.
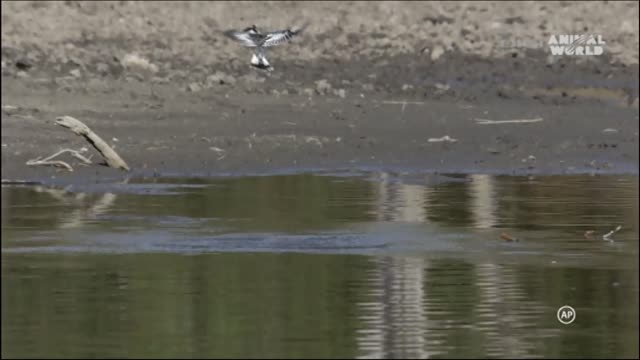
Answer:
[315, 79, 332, 95]
[187, 82, 202, 92]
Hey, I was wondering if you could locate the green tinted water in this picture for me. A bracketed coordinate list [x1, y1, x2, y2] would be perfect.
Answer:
[2, 173, 638, 358]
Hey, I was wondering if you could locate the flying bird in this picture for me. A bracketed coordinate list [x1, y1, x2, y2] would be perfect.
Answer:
[223, 23, 308, 70]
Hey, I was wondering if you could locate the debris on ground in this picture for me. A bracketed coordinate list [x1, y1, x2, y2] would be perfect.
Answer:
[474, 117, 543, 125]
[603, 225, 622, 241]
[26, 148, 93, 172]
[428, 135, 458, 143]
[55, 115, 130, 171]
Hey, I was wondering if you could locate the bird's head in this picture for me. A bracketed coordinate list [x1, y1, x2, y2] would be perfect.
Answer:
[243, 25, 258, 34]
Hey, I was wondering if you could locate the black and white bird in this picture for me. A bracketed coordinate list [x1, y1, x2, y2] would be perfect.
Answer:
[223, 23, 308, 70]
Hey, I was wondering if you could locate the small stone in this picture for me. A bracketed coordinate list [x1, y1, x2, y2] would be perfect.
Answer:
[70, 69, 81, 78]
[302, 88, 314, 97]
[187, 82, 202, 92]
[335, 88, 346, 98]
[434, 83, 450, 91]
[402, 84, 413, 91]
[122, 53, 158, 74]
[315, 79, 332, 95]
[430, 45, 445, 61]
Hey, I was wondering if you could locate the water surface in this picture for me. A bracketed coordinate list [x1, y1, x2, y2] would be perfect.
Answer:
[2, 173, 638, 358]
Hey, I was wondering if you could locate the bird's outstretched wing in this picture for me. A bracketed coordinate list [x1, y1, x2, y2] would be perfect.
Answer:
[223, 29, 259, 47]
[262, 22, 309, 48]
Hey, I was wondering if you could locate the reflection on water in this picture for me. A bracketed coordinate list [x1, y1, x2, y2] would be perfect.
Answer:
[2, 173, 639, 358]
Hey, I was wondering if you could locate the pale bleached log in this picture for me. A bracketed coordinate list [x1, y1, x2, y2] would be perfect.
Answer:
[55, 116, 130, 171]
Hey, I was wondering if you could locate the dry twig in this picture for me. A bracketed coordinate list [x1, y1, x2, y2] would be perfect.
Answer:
[26, 148, 92, 172]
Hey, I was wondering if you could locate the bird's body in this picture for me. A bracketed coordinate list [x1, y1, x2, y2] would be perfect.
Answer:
[223, 24, 307, 70]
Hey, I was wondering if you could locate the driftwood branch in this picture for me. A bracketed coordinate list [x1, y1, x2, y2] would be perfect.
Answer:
[27, 158, 74, 171]
[48, 149, 92, 164]
[26, 148, 93, 172]
[69, 150, 93, 164]
[55, 116, 130, 171]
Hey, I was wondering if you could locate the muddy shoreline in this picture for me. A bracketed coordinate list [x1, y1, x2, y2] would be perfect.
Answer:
[1, 1, 639, 182]
[2, 73, 638, 183]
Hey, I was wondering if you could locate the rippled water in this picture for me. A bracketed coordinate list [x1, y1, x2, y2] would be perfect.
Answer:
[2, 173, 638, 358]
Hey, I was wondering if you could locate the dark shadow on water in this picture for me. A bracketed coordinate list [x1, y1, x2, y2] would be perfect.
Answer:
[2, 173, 638, 256]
